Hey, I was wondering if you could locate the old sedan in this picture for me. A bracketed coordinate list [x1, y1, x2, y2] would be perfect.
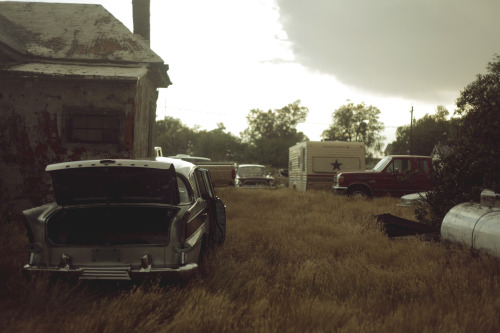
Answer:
[22, 157, 226, 281]
[235, 164, 274, 188]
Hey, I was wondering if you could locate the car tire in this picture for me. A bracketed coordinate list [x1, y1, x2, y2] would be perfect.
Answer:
[348, 186, 370, 198]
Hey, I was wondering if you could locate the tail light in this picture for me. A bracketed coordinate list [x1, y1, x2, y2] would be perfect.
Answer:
[337, 174, 344, 186]
[179, 211, 191, 244]
[179, 210, 205, 244]
[59, 253, 71, 269]
[140, 255, 151, 269]
[231, 169, 236, 180]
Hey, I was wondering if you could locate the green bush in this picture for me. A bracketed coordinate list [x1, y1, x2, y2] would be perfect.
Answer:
[417, 55, 500, 227]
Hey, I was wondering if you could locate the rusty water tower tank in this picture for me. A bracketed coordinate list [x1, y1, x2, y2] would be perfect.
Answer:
[441, 189, 500, 257]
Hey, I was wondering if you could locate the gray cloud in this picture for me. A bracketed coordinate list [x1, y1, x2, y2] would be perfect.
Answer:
[276, 0, 500, 103]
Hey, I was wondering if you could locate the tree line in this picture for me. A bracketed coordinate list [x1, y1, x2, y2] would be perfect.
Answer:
[156, 100, 388, 167]
[156, 100, 308, 167]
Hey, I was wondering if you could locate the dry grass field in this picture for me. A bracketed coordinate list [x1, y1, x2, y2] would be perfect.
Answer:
[1, 188, 500, 332]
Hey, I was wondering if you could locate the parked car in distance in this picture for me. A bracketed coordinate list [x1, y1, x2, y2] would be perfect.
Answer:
[22, 157, 226, 281]
[235, 164, 274, 188]
[398, 192, 428, 207]
[332, 155, 434, 198]
[166, 153, 236, 188]
[166, 153, 211, 163]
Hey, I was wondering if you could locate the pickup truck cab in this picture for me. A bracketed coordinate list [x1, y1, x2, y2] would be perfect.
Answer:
[332, 155, 433, 198]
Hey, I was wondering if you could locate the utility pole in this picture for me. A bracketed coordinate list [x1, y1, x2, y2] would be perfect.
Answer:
[409, 106, 413, 155]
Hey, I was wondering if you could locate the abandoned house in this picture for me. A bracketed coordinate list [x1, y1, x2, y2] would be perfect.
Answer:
[0, 1, 171, 209]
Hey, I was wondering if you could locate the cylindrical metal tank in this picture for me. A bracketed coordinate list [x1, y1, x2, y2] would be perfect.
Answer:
[441, 189, 500, 257]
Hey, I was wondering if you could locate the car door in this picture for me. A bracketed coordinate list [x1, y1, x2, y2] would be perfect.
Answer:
[379, 157, 416, 196]
[412, 158, 433, 192]
[195, 168, 226, 245]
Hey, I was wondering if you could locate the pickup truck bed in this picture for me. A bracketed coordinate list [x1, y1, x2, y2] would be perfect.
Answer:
[196, 162, 236, 187]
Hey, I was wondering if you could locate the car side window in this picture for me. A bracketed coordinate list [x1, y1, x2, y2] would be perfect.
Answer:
[202, 170, 215, 199]
[386, 159, 410, 173]
[386, 161, 394, 173]
[177, 176, 192, 204]
[416, 159, 430, 174]
[195, 168, 215, 200]
[400, 159, 410, 172]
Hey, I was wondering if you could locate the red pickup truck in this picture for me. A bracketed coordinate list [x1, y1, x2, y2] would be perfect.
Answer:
[332, 155, 434, 198]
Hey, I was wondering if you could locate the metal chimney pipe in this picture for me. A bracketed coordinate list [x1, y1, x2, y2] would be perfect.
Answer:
[132, 0, 150, 46]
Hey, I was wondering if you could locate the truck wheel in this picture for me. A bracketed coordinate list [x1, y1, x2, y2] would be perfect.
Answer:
[348, 186, 370, 198]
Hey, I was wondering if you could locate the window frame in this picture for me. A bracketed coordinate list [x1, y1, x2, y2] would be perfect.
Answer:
[64, 107, 123, 144]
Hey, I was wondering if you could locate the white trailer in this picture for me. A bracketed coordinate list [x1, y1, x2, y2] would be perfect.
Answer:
[288, 141, 365, 191]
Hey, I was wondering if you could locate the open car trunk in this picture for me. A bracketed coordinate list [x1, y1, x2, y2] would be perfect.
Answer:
[47, 160, 180, 206]
[47, 206, 179, 245]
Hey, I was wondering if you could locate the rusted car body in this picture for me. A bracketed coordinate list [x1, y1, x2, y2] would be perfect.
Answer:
[22, 158, 226, 281]
[332, 155, 433, 198]
[235, 164, 274, 188]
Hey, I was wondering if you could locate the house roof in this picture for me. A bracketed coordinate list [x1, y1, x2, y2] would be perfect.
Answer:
[4, 63, 150, 81]
[0, 1, 163, 64]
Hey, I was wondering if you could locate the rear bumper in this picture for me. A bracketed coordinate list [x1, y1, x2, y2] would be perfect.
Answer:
[23, 263, 198, 281]
[332, 186, 348, 195]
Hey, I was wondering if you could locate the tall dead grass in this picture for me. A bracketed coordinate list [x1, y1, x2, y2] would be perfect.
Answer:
[1, 188, 500, 332]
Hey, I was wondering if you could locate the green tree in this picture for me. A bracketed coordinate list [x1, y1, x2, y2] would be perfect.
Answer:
[191, 123, 249, 162]
[391, 106, 459, 155]
[417, 55, 500, 227]
[321, 103, 385, 157]
[156, 118, 250, 162]
[155, 116, 196, 156]
[241, 100, 309, 166]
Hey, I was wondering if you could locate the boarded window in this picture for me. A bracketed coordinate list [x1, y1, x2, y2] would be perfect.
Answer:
[67, 113, 121, 144]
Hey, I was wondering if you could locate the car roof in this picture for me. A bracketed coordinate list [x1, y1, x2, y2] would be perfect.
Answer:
[238, 164, 265, 168]
[156, 157, 196, 177]
[388, 155, 431, 158]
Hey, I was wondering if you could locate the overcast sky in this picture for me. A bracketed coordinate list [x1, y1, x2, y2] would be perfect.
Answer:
[277, 0, 499, 102]
[4, 0, 499, 146]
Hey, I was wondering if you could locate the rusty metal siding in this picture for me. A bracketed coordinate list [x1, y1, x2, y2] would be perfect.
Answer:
[0, 74, 155, 209]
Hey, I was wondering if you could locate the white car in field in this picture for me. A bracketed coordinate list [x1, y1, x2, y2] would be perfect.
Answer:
[22, 157, 226, 281]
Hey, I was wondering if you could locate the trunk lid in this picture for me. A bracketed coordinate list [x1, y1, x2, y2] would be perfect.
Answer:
[46, 159, 180, 206]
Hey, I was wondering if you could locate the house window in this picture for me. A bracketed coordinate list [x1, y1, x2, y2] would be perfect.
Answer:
[67, 113, 121, 144]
